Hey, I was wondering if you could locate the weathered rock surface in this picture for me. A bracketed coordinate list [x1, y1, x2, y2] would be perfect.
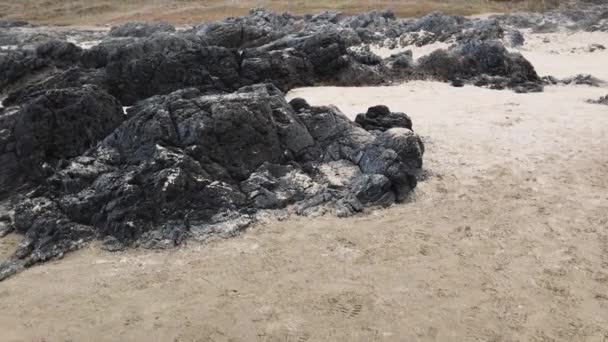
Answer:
[1, 7, 550, 107]
[0, 84, 424, 280]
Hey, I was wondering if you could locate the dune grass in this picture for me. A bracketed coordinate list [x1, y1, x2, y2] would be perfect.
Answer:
[0, 0, 563, 26]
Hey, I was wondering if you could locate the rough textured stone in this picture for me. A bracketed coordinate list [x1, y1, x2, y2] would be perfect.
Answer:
[0, 84, 425, 279]
[0, 85, 124, 196]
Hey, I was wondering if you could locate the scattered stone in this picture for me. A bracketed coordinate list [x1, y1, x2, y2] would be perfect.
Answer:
[587, 94, 608, 105]
[355, 105, 413, 132]
[450, 78, 465, 87]
[586, 43, 606, 52]
[561, 74, 604, 87]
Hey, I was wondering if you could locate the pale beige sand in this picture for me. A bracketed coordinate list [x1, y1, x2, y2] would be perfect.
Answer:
[516, 31, 608, 80]
[2, 30, 608, 341]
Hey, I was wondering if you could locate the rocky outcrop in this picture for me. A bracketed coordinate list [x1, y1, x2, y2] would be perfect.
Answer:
[1, 7, 550, 107]
[0, 84, 424, 280]
[417, 40, 542, 92]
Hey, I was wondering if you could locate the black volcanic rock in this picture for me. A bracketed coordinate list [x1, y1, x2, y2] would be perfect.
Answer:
[355, 105, 413, 132]
[0, 84, 425, 280]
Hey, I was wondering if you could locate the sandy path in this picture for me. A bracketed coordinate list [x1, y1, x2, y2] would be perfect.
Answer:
[1, 80, 607, 341]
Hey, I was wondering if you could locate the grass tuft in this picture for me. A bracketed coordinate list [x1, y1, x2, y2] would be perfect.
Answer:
[0, 0, 564, 26]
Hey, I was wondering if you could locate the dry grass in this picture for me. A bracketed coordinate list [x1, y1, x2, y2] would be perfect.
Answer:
[0, 0, 563, 26]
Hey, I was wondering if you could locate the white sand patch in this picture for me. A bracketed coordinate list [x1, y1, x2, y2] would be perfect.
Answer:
[514, 30, 608, 80]
[76, 40, 102, 49]
[367, 40, 451, 59]
[67, 36, 102, 49]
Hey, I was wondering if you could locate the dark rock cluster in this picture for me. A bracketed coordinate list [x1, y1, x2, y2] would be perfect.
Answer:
[492, 1, 608, 33]
[0, 83, 424, 280]
[0, 8, 547, 109]
[355, 105, 413, 131]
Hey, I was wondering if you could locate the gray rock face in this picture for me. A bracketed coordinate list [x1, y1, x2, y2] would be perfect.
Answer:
[109, 22, 176, 38]
[0, 84, 425, 280]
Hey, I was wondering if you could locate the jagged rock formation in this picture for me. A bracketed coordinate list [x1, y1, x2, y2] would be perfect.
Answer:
[0, 84, 424, 280]
[492, 1, 608, 33]
[0, 8, 549, 108]
[417, 40, 542, 92]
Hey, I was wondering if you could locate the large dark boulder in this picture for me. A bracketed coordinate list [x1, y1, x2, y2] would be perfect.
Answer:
[0, 84, 425, 280]
[355, 105, 413, 132]
[0, 85, 124, 195]
[104, 46, 241, 105]
[417, 40, 542, 92]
